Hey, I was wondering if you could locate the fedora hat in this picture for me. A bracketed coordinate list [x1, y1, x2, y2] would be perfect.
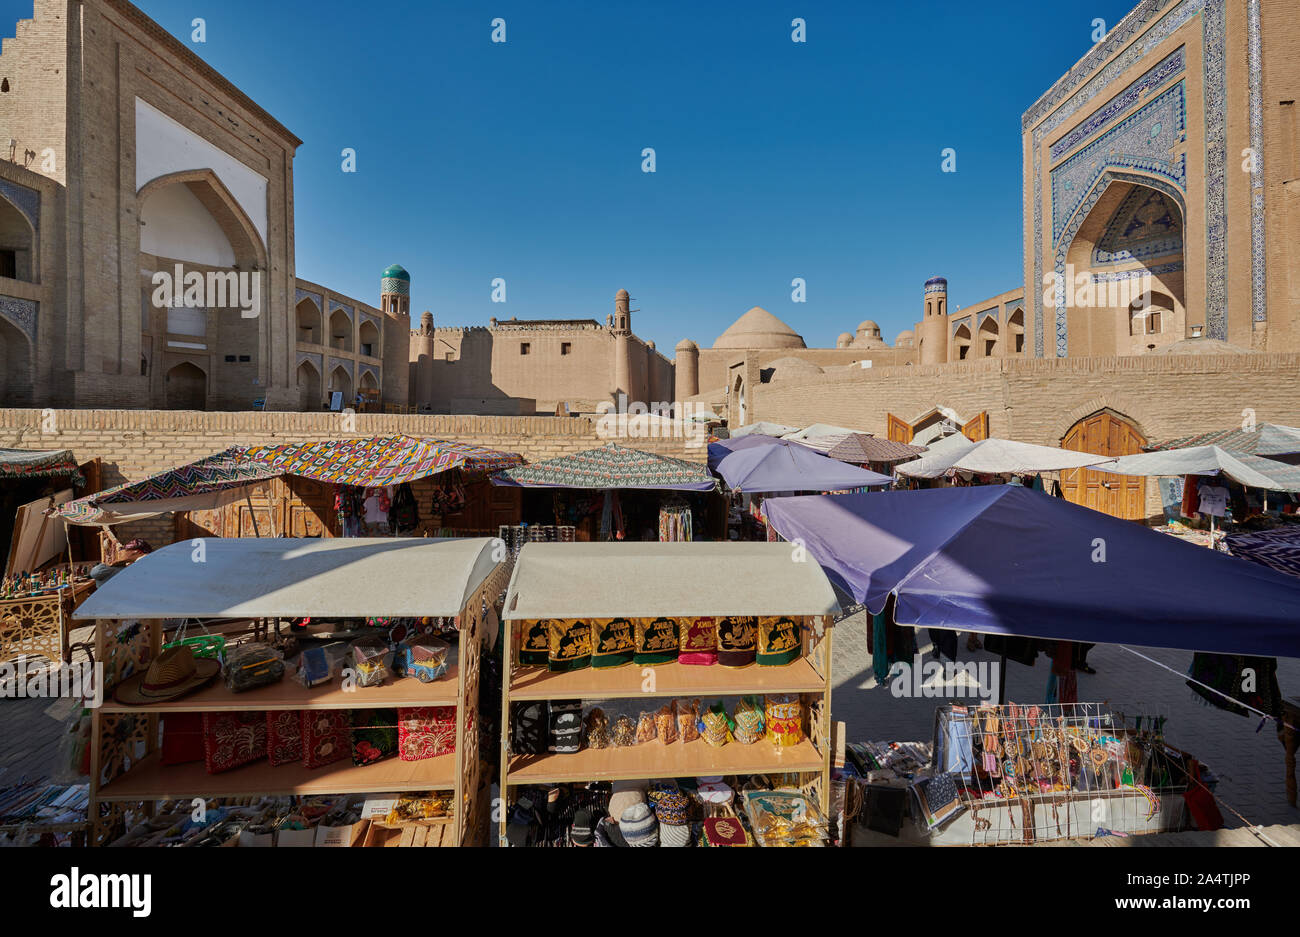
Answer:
[113, 645, 221, 705]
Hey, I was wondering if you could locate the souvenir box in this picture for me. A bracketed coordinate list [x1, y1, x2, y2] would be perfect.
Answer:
[301, 710, 352, 769]
[201, 711, 268, 775]
[266, 709, 304, 767]
[397, 705, 464, 761]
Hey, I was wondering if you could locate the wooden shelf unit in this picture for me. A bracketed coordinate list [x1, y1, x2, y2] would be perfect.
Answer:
[498, 613, 835, 845]
[87, 558, 512, 847]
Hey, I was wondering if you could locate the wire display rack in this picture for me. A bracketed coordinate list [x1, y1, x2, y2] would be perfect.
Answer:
[929, 702, 1196, 846]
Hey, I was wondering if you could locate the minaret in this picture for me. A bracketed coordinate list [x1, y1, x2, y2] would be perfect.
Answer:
[612, 288, 633, 405]
[916, 275, 949, 365]
[410, 310, 435, 410]
[380, 264, 411, 408]
[675, 338, 699, 404]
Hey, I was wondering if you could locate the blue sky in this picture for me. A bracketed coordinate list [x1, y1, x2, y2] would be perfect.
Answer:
[5, 0, 1139, 352]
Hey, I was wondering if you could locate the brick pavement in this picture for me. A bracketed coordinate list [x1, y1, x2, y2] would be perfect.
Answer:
[831, 610, 1300, 829]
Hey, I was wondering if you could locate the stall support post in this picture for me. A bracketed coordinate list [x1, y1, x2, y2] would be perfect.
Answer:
[997, 653, 1007, 706]
[498, 612, 512, 847]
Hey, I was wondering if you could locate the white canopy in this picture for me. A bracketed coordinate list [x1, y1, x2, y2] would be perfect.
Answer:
[1094, 445, 1300, 492]
[729, 421, 801, 439]
[503, 542, 839, 620]
[895, 436, 1112, 479]
[74, 537, 502, 620]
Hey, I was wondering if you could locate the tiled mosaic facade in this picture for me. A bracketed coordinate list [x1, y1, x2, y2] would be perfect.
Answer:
[1092, 187, 1184, 265]
[0, 295, 36, 343]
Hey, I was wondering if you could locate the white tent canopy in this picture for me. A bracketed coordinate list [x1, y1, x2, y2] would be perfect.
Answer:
[74, 537, 502, 620]
[503, 542, 839, 620]
[895, 436, 1112, 479]
[1255, 424, 1300, 457]
[1095, 445, 1300, 492]
[729, 421, 801, 439]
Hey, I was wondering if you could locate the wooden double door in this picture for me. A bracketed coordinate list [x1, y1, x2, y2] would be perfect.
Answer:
[1059, 411, 1147, 520]
[177, 476, 336, 540]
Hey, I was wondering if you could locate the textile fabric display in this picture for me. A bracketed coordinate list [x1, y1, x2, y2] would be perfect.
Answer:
[1186, 653, 1283, 718]
[866, 599, 917, 682]
[547, 618, 593, 672]
[398, 706, 459, 761]
[266, 710, 303, 767]
[679, 617, 718, 666]
[351, 708, 398, 766]
[634, 617, 679, 664]
[717, 615, 757, 668]
[756, 615, 801, 666]
[658, 497, 694, 542]
[591, 618, 635, 668]
[202, 711, 267, 774]
[519, 619, 551, 666]
[1197, 480, 1229, 518]
[301, 710, 352, 769]
[388, 482, 420, 534]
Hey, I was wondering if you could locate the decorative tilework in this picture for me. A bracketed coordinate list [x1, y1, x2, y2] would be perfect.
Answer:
[1092, 187, 1183, 265]
[329, 301, 353, 320]
[1030, 0, 1206, 356]
[295, 351, 322, 371]
[1092, 261, 1185, 283]
[1050, 81, 1187, 244]
[358, 366, 379, 388]
[950, 316, 972, 337]
[976, 309, 999, 326]
[1247, 0, 1266, 324]
[0, 295, 37, 344]
[0, 179, 39, 235]
[294, 288, 322, 312]
[328, 358, 354, 380]
[1202, 0, 1228, 341]
[380, 277, 410, 296]
[1049, 48, 1186, 162]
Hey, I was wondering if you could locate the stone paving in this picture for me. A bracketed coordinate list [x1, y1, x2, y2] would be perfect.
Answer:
[831, 610, 1300, 829]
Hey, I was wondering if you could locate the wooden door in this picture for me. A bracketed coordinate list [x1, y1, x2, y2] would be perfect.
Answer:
[961, 412, 990, 442]
[886, 414, 913, 443]
[1060, 411, 1146, 520]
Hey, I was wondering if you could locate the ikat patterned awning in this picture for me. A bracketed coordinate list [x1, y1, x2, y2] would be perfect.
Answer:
[1151, 424, 1300, 457]
[491, 443, 716, 491]
[0, 448, 84, 486]
[1226, 526, 1300, 581]
[55, 446, 279, 524]
[243, 435, 524, 486]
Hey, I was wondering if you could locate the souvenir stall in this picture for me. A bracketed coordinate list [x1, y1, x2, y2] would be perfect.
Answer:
[1096, 444, 1300, 548]
[765, 486, 1300, 843]
[1, 449, 100, 664]
[498, 542, 840, 847]
[491, 442, 721, 543]
[710, 438, 890, 541]
[73, 536, 509, 847]
[893, 435, 1111, 492]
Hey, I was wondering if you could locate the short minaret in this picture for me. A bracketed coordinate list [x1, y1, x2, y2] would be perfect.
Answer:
[612, 288, 633, 404]
[409, 310, 435, 410]
[916, 275, 949, 365]
[380, 263, 411, 407]
[675, 338, 699, 403]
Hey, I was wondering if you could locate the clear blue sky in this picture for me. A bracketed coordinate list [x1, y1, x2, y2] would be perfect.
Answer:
[4, 0, 1139, 352]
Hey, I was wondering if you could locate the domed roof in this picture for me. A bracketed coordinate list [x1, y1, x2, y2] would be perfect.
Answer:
[675, 338, 699, 352]
[835, 332, 854, 348]
[713, 306, 806, 350]
[764, 356, 823, 381]
[382, 264, 410, 281]
[924, 276, 947, 288]
[894, 329, 915, 348]
[1151, 337, 1253, 356]
[857, 319, 880, 333]
[616, 288, 630, 299]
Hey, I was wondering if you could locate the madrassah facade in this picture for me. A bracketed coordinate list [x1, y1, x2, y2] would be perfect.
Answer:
[673, 0, 1300, 519]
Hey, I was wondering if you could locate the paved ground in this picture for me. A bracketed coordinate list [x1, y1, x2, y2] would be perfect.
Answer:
[4, 618, 1299, 832]
[831, 609, 1300, 829]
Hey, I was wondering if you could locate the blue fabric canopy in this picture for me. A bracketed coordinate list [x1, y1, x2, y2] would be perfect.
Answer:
[763, 486, 1300, 656]
[715, 442, 891, 493]
[707, 434, 791, 471]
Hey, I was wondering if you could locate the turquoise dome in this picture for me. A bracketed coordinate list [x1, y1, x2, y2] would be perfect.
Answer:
[382, 264, 410, 281]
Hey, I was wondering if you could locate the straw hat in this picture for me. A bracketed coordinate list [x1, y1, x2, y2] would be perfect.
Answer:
[113, 645, 220, 705]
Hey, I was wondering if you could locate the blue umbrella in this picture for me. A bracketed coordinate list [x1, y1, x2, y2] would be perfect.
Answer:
[715, 442, 891, 493]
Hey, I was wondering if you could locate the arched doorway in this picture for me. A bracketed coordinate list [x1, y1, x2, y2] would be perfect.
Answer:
[952, 323, 971, 361]
[296, 297, 322, 345]
[359, 320, 380, 358]
[329, 309, 352, 352]
[328, 365, 352, 407]
[0, 315, 33, 405]
[978, 317, 999, 357]
[1060, 409, 1146, 519]
[296, 359, 321, 411]
[165, 361, 207, 410]
[1007, 308, 1025, 354]
[0, 195, 35, 281]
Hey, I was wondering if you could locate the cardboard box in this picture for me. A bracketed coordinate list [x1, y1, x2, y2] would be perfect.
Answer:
[315, 818, 368, 847]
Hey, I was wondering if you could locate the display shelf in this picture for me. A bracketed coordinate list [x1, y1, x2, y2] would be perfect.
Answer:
[96, 750, 457, 802]
[507, 657, 825, 700]
[506, 738, 824, 784]
[98, 667, 460, 713]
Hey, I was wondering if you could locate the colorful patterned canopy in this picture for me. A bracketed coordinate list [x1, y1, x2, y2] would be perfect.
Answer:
[491, 443, 716, 491]
[56, 446, 279, 524]
[243, 435, 523, 486]
[0, 448, 84, 486]
[1226, 526, 1300, 580]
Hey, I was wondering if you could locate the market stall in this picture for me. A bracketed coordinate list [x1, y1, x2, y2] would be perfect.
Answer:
[74, 536, 508, 847]
[893, 436, 1112, 480]
[498, 541, 840, 847]
[825, 433, 928, 476]
[491, 442, 720, 542]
